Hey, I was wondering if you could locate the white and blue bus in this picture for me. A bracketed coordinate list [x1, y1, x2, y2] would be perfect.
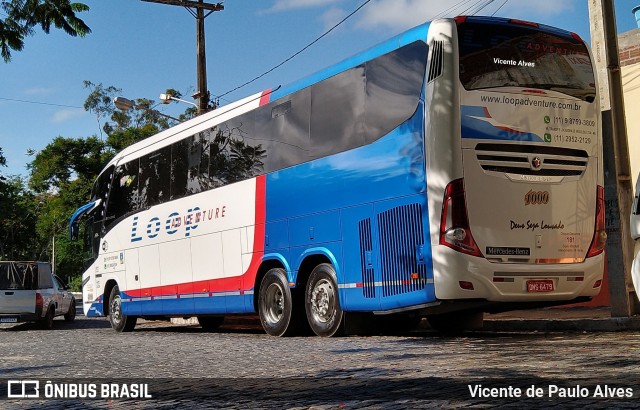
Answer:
[70, 16, 605, 335]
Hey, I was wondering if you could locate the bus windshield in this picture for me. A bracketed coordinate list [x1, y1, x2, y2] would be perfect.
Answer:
[457, 20, 596, 102]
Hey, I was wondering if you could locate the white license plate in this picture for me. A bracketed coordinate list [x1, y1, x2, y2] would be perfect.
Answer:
[0, 317, 18, 323]
[527, 280, 554, 293]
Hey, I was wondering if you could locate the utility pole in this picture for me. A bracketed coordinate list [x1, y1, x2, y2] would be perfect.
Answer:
[141, 0, 224, 115]
[588, 0, 637, 316]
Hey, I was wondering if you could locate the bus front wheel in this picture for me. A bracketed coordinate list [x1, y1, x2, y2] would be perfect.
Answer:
[305, 264, 344, 337]
[258, 268, 298, 337]
[108, 285, 137, 332]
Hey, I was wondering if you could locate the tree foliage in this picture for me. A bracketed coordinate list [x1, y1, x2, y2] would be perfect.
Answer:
[83, 81, 175, 141]
[1, 0, 91, 62]
[0, 176, 38, 260]
[28, 135, 110, 192]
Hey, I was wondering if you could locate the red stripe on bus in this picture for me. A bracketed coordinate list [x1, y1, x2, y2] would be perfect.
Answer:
[259, 89, 271, 106]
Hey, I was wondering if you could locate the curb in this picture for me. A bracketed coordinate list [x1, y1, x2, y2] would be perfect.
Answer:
[482, 317, 640, 332]
[171, 314, 640, 333]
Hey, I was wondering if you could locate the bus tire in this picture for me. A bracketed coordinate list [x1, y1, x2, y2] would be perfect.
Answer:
[197, 316, 224, 331]
[305, 263, 344, 337]
[108, 285, 137, 332]
[427, 311, 483, 333]
[258, 268, 298, 337]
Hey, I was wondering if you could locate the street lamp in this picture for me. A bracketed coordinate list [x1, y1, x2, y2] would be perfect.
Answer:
[113, 96, 136, 111]
[159, 93, 199, 108]
[113, 96, 181, 122]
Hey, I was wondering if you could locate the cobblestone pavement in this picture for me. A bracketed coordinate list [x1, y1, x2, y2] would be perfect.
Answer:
[1, 316, 639, 409]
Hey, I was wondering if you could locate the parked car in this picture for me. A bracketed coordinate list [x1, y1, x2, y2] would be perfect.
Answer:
[0, 261, 76, 329]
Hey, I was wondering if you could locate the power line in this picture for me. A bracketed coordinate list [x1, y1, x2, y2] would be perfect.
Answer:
[432, 0, 477, 19]
[461, 0, 490, 15]
[0, 96, 83, 109]
[492, 0, 510, 16]
[215, 0, 373, 99]
[471, 0, 497, 15]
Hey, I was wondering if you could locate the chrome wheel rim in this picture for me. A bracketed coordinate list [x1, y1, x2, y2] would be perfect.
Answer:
[310, 279, 335, 323]
[110, 294, 122, 325]
[264, 282, 285, 324]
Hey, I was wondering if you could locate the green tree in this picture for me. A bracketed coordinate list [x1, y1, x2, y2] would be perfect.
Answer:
[0, 176, 39, 260]
[1, 0, 91, 62]
[83, 81, 175, 146]
[27, 135, 110, 192]
[27, 136, 111, 281]
[0, 146, 6, 178]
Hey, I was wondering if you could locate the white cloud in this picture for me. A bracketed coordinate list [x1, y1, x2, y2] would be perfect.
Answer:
[356, 0, 452, 31]
[24, 87, 55, 96]
[268, 0, 344, 12]
[355, 0, 578, 32]
[321, 7, 349, 31]
[497, 0, 575, 19]
[52, 108, 85, 124]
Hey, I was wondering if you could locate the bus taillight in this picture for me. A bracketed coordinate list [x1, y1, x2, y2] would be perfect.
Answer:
[509, 19, 539, 28]
[440, 178, 483, 257]
[571, 32, 583, 42]
[587, 185, 607, 258]
[454, 16, 468, 24]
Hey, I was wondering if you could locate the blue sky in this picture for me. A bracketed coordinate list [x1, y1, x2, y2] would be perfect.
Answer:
[1, 0, 639, 177]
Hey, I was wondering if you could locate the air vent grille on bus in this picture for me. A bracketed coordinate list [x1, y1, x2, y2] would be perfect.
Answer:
[475, 143, 589, 177]
[427, 41, 444, 83]
[358, 218, 376, 299]
[377, 204, 427, 297]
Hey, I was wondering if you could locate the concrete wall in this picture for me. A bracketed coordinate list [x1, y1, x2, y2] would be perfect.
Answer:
[620, 29, 640, 189]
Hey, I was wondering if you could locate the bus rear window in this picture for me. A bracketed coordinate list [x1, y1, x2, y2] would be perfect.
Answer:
[457, 21, 595, 102]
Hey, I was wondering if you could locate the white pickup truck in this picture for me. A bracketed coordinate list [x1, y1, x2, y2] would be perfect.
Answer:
[0, 261, 76, 329]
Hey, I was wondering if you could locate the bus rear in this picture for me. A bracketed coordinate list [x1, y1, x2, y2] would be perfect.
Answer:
[431, 17, 605, 304]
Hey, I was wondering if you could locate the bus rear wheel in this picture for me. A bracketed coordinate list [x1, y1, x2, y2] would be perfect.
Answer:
[109, 285, 137, 332]
[305, 264, 344, 337]
[258, 268, 298, 337]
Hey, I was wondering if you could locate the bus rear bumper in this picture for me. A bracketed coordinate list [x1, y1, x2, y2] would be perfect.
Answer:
[432, 246, 605, 302]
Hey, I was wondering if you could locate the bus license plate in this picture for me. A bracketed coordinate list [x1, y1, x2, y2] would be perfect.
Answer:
[527, 280, 554, 293]
[0, 317, 18, 323]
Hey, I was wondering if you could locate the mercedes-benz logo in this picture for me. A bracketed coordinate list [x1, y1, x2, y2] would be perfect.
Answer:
[531, 157, 542, 170]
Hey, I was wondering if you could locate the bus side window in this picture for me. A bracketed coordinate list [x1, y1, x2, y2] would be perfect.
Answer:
[187, 131, 211, 194]
[310, 64, 366, 159]
[254, 88, 310, 173]
[210, 115, 267, 185]
[364, 41, 428, 143]
[105, 160, 140, 226]
[139, 146, 171, 207]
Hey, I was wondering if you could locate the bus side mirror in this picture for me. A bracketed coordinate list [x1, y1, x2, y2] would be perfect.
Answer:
[70, 221, 79, 242]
